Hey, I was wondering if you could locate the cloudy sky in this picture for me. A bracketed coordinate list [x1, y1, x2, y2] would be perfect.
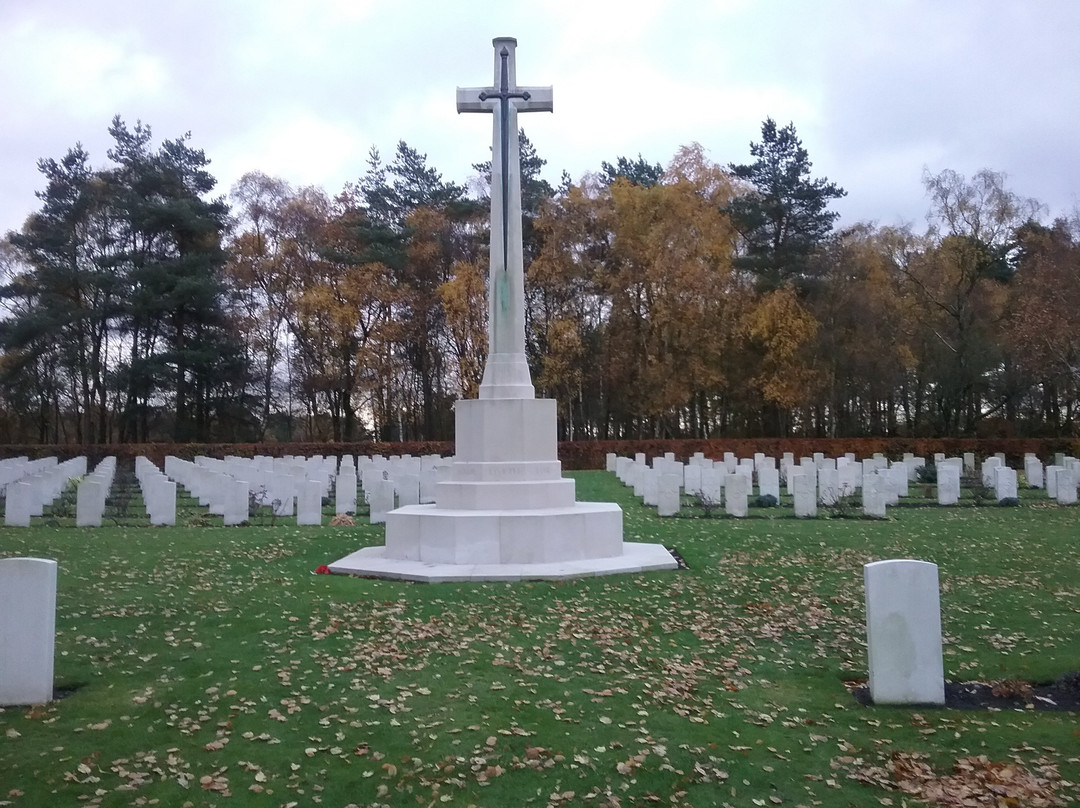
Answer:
[2, 0, 1078, 238]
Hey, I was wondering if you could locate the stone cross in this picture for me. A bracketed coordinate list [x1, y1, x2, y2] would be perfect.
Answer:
[457, 37, 552, 399]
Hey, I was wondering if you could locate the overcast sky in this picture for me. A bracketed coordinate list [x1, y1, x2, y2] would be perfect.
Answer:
[2, 0, 1078, 239]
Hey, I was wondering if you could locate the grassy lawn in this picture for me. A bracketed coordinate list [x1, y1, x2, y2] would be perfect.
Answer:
[1, 471, 1077, 807]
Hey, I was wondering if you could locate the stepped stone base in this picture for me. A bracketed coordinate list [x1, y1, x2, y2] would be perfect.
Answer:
[329, 395, 678, 582]
[384, 501, 623, 564]
[329, 538, 677, 583]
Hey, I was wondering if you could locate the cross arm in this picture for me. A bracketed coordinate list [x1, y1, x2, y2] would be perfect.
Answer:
[456, 85, 554, 114]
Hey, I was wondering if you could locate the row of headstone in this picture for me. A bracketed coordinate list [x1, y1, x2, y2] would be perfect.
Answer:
[3, 456, 88, 527]
[936, 452, 1079, 505]
[75, 457, 117, 527]
[357, 454, 452, 524]
[610, 450, 1079, 516]
[0, 456, 35, 493]
[611, 451, 915, 519]
[134, 457, 178, 525]
[146, 453, 455, 527]
[1044, 454, 1080, 504]
[162, 455, 334, 526]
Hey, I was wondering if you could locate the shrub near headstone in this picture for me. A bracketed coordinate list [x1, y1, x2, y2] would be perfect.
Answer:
[699, 467, 723, 511]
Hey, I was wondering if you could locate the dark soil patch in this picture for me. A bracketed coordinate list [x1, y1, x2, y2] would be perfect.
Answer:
[665, 545, 689, 569]
[852, 671, 1080, 711]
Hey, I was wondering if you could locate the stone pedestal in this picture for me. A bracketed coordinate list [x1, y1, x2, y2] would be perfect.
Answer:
[382, 398, 622, 567]
[332, 397, 673, 581]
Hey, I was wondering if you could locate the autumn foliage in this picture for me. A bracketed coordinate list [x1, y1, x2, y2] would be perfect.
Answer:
[2, 122, 1078, 446]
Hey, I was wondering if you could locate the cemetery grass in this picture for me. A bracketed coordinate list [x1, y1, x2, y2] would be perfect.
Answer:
[0, 474, 1076, 808]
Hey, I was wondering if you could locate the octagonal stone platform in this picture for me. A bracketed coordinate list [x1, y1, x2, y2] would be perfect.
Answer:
[329, 538, 677, 583]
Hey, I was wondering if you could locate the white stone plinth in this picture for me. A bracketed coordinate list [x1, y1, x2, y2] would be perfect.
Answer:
[330, 539, 675, 583]
[0, 558, 57, 705]
[864, 559, 945, 705]
[331, 395, 676, 580]
[384, 501, 623, 565]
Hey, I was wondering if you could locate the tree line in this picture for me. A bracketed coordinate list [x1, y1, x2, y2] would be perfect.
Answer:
[1, 115, 1077, 445]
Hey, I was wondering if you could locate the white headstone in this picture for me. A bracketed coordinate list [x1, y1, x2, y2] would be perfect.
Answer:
[837, 461, 861, 497]
[149, 479, 177, 526]
[863, 559, 945, 705]
[937, 463, 961, 506]
[336, 468, 358, 514]
[757, 466, 780, 503]
[862, 473, 888, 518]
[75, 478, 104, 527]
[0, 558, 57, 705]
[657, 473, 681, 517]
[223, 479, 250, 526]
[699, 467, 723, 508]
[1023, 454, 1043, 488]
[1056, 468, 1077, 504]
[296, 479, 323, 526]
[683, 464, 702, 496]
[4, 480, 33, 527]
[631, 460, 646, 497]
[396, 473, 421, 507]
[369, 478, 396, 524]
[981, 457, 1002, 487]
[642, 468, 659, 507]
[993, 466, 1018, 502]
[817, 466, 839, 506]
[725, 473, 748, 518]
[792, 472, 817, 517]
[886, 462, 908, 500]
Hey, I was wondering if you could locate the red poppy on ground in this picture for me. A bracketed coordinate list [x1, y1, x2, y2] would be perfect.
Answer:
[315, 565, 331, 575]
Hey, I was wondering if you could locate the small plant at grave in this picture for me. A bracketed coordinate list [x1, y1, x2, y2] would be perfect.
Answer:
[752, 493, 778, 508]
[819, 492, 862, 519]
[248, 486, 265, 519]
[247, 485, 279, 526]
[694, 492, 721, 518]
[962, 473, 994, 506]
[1055, 670, 1080, 693]
[990, 678, 1034, 701]
[998, 497, 1020, 507]
[185, 510, 213, 527]
[915, 464, 938, 484]
[44, 482, 79, 524]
